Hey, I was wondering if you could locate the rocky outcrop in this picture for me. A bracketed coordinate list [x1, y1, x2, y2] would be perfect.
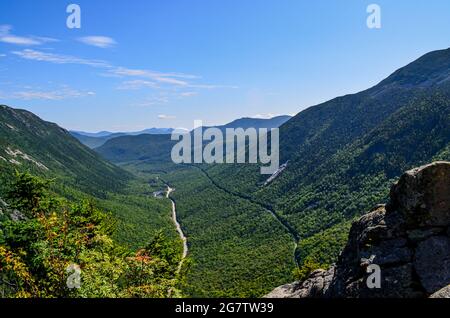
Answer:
[266, 161, 450, 298]
[0, 197, 25, 221]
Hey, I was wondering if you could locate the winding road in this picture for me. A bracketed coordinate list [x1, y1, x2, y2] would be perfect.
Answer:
[166, 186, 188, 274]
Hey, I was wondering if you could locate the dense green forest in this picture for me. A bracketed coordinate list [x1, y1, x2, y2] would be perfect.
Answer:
[0, 105, 180, 250]
[124, 162, 297, 297]
[106, 48, 450, 297]
[1, 48, 449, 298]
[0, 172, 184, 297]
[0, 105, 185, 297]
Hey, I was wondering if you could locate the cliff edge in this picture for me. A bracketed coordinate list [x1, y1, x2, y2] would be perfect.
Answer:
[266, 161, 450, 298]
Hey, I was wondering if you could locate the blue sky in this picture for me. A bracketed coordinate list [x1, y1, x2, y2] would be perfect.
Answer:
[0, 0, 449, 131]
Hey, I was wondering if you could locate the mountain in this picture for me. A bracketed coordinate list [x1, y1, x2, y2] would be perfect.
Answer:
[71, 130, 117, 138]
[266, 162, 450, 298]
[0, 105, 131, 195]
[217, 115, 292, 130]
[95, 115, 292, 163]
[95, 134, 177, 164]
[200, 47, 450, 272]
[108, 48, 450, 297]
[0, 105, 179, 249]
[73, 127, 174, 138]
[71, 128, 174, 149]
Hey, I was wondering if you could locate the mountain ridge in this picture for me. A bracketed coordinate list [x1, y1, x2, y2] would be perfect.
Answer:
[0, 104, 180, 250]
[95, 115, 292, 163]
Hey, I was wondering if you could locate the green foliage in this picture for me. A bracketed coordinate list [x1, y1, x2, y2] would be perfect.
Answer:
[0, 172, 183, 298]
[116, 87, 450, 297]
[293, 258, 323, 282]
[124, 162, 296, 297]
[97, 134, 177, 164]
[204, 89, 450, 274]
[5, 171, 57, 217]
[0, 105, 131, 197]
[0, 105, 181, 254]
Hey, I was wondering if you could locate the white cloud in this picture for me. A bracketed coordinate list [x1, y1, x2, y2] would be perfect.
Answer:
[1, 36, 41, 46]
[111, 67, 199, 80]
[1, 86, 95, 101]
[78, 36, 117, 48]
[12, 49, 110, 68]
[117, 80, 158, 90]
[253, 113, 283, 119]
[12, 48, 237, 92]
[109, 67, 198, 86]
[180, 91, 198, 97]
[158, 114, 176, 120]
[0, 25, 58, 46]
[110, 67, 237, 89]
[153, 76, 188, 86]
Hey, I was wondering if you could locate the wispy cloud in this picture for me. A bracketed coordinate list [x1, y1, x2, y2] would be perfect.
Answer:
[1, 86, 95, 101]
[110, 67, 200, 87]
[78, 36, 117, 48]
[117, 80, 157, 90]
[0, 25, 58, 46]
[180, 91, 198, 97]
[111, 67, 199, 80]
[12, 48, 237, 93]
[158, 114, 176, 120]
[12, 49, 110, 68]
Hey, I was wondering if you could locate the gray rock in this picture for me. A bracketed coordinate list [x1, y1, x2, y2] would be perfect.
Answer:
[414, 236, 450, 293]
[266, 161, 450, 298]
[360, 238, 413, 266]
[407, 227, 446, 243]
[388, 161, 450, 228]
[264, 282, 302, 298]
[429, 285, 450, 298]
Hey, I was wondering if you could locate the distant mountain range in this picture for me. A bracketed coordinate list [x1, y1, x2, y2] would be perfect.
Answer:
[71, 116, 291, 149]
[212, 115, 292, 131]
[95, 115, 292, 163]
[1, 47, 449, 298]
[89, 47, 450, 297]
[73, 128, 175, 138]
[70, 128, 175, 149]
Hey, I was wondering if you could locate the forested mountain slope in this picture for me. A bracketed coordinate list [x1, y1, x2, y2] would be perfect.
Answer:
[96, 115, 292, 164]
[0, 105, 179, 249]
[0, 105, 131, 195]
[204, 48, 450, 268]
[71, 128, 174, 149]
[94, 47, 450, 297]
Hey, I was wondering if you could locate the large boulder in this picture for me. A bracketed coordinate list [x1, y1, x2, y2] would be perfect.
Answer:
[388, 161, 450, 228]
[266, 162, 450, 298]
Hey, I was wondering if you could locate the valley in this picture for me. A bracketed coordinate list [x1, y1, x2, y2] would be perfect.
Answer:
[1, 47, 449, 298]
[103, 48, 450, 297]
[165, 185, 189, 273]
